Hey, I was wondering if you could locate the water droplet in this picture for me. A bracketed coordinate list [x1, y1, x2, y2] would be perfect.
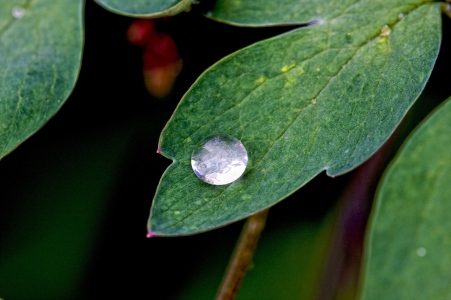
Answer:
[12, 6, 25, 19]
[398, 13, 404, 20]
[205, 11, 213, 17]
[191, 134, 248, 185]
[417, 247, 427, 257]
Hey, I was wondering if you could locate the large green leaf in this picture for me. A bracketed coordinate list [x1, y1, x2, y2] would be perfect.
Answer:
[0, 0, 83, 159]
[360, 97, 451, 299]
[94, 0, 193, 17]
[148, 1, 441, 236]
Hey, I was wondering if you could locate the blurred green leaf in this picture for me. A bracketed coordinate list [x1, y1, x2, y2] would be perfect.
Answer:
[0, 0, 83, 159]
[94, 0, 193, 17]
[0, 128, 131, 299]
[360, 97, 451, 299]
[148, 1, 441, 236]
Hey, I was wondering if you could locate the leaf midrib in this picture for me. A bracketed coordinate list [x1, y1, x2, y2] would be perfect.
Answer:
[251, 3, 433, 177]
[161, 2, 431, 167]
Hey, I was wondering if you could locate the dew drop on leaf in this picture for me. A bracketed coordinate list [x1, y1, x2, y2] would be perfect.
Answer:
[191, 134, 248, 185]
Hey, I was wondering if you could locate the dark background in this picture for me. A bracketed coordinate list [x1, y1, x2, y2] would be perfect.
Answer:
[1, 2, 450, 299]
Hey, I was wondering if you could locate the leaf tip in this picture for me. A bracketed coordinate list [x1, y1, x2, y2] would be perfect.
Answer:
[146, 230, 157, 238]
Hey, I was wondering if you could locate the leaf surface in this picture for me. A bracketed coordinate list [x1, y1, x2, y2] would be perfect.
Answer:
[94, 0, 193, 17]
[206, 0, 354, 26]
[0, 0, 83, 159]
[360, 97, 451, 299]
[148, 1, 441, 236]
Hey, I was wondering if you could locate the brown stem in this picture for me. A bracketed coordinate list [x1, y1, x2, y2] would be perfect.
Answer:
[215, 209, 269, 300]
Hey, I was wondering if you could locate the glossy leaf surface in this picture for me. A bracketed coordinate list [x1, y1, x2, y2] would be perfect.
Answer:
[0, 0, 83, 159]
[149, 1, 441, 236]
[94, 0, 192, 17]
[361, 97, 451, 299]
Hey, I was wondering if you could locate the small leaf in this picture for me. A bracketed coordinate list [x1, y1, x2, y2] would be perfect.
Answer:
[148, 1, 441, 236]
[0, 0, 83, 159]
[360, 97, 451, 299]
[94, 0, 193, 17]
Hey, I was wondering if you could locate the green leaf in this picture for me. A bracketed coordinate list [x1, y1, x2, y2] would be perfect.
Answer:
[94, 0, 193, 17]
[148, 1, 441, 236]
[206, 0, 354, 26]
[360, 97, 451, 299]
[0, 0, 83, 159]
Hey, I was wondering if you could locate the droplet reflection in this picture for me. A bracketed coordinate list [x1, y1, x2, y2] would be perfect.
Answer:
[191, 134, 248, 185]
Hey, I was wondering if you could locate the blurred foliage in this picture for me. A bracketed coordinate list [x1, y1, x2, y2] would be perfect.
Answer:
[176, 215, 334, 300]
[361, 97, 451, 299]
[0, 0, 83, 159]
[0, 126, 132, 299]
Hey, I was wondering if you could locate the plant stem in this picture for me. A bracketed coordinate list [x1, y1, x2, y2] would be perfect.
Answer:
[215, 209, 269, 300]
